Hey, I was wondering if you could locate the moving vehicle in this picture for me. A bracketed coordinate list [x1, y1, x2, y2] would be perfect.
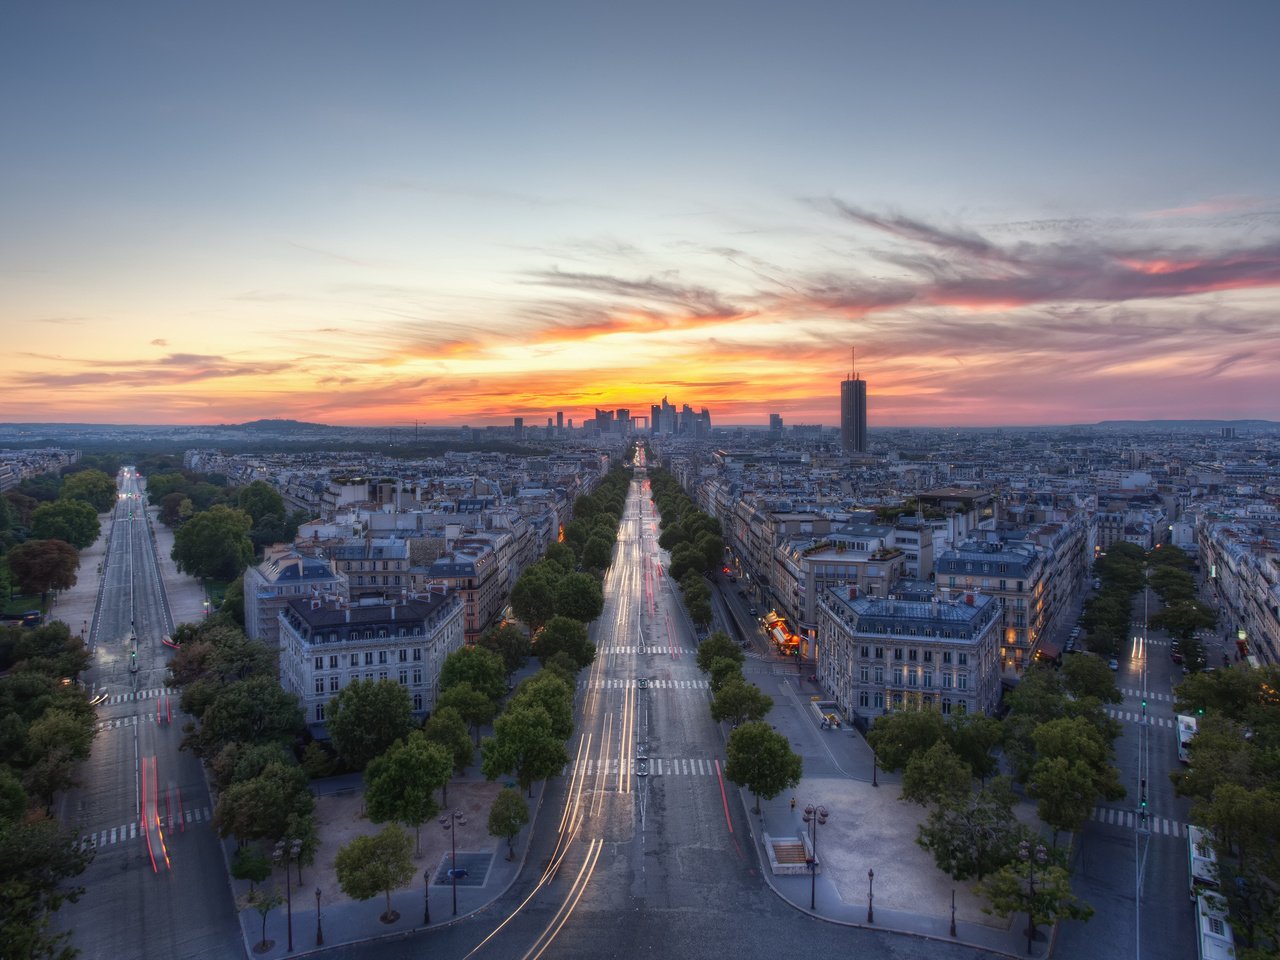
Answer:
[1177, 714, 1198, 765]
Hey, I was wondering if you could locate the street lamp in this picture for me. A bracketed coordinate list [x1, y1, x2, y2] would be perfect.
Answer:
[315, 887, 323, 946]
[451, 809, 460, 916]
[867, 868, 875, 924]
[871, 748, 879, 788]
[802, 803, 828, 911]
[423, 869, 431, 925]
[1018, 839, 1048, 955]
[273, 838, 302, 953]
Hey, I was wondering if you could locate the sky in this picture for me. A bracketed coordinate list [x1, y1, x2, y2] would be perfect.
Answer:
[3, 1, 1279, 429]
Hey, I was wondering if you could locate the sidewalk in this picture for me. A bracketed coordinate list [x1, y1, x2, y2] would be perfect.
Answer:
[742, 659, 1046, 958]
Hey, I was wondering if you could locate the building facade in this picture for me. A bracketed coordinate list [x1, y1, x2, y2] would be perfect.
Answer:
[278, 593, 464, 731]
[243, 549, 348, 646]
[935, 540, 1047, 674]
[840, 375, 867, 454]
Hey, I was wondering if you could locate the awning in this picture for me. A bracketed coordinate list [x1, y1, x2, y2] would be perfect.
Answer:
[771, 627, 788, 646]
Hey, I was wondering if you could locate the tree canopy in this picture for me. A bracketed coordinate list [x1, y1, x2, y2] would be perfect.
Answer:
[171, 504, 255, 580]
[31, 498, 100, 549]
[439, 645, 507, 704]
[326, 679, 414, 771]
[364, 732, 452, 853]
[59, 469, 117, 513]
[6, 539, 79, 602]
[724, 722, 802, 813]
[334, 825, 416, 922]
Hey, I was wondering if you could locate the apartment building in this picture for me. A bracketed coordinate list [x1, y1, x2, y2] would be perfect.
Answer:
[935, 539, 1046, 674]
[243, 549, 348, 646]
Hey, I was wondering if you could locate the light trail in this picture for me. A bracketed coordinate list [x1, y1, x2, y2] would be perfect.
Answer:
[521, 838, 603, 960]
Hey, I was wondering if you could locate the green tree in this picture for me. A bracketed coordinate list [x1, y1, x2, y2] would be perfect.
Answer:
[554, 573, 604, 623]
[1032, 717, 1125, 803]
[478, 622, 531, 678]
[710, 675, 774, 727]
[1150, 599, 1217, 640]
[440, 645, 507, 704]
[1029, 755, 1101, 848]
[0, 816, 91, 960]
[172, 504, 254, 581]
[510, 670, 575, 740]
[978, 844, 1092, 945]
[327, 679, 414, 771]
[213, 761, 314, 844]
[901, 740, 972, 808]
[1061, 653, 1123, 704]
[708, 657, 742, 694]
[695, 632, 743, 673]
[423, 706, 475, 788]
[365, 732, 452, 853]
[535, 616, 595, 670]
[724, 722, 802, 813]
[231, 845, 272, 890]
[436, 681, 497, 747]
[866, 708, 948, 773]
[237, 480, 286, 525]
[6, 539, 79, 604]
[27, 708, 95, 765]
[667, 543, 703, 583]
[186, 674, 303, 758]
[246, 886, 283, 951]
[488, 786, 530, 860]
[59, 469, 117, 513]
[334, 825, 416, 922]
[543, 541, 576, 574]
[582, 535, 613, 571]
[31, 499, 100, 549]
[945, 714, 1003, 785]
[480, 703, 569, 797]
[916, 777, 1022, 882]
[510, 565, 558, 632]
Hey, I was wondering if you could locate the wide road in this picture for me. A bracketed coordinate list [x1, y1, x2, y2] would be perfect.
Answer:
[325, 463, 996, 960]
[56, 468, 240, 959]
[1055, 583, 1197, 960]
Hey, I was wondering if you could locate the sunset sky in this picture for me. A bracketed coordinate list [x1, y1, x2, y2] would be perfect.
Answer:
[3, 2, 1279, 428]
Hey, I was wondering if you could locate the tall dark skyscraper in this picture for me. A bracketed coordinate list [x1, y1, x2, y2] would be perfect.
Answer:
[840, 350, 867, 453]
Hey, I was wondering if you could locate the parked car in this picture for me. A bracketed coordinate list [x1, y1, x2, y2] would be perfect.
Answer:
[1108, 658, 1119, 671]
[1171, 650, 1184, 664]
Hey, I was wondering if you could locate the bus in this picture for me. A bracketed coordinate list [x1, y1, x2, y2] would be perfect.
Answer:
[1178, 714, 1198, 765]
[1195, 891, 1236, 960]
[1187, 825, 1219, 897]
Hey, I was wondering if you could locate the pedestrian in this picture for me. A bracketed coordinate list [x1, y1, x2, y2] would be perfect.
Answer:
[790, 797, 796, 810]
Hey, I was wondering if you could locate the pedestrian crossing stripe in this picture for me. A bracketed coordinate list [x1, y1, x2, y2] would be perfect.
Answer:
[104, 687, 176, 705]
[1091, 806, 1186, 837]
[580, 757, 715, 776]
[1105, 709, 1175, 728]
[599, 645, 696, 656]
[96, 714, 164, 730]
[79, 807, 213, 848]
[579, 678, 710, 690]
[1121, 688, 1172, 701]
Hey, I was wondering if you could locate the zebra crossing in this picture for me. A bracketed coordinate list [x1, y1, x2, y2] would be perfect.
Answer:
[79, 806, 213, 849]
[581, 757, 716, 777]
[1092, 805, 1185, 837]
[600, 645, 696, 656]
[1105, 708, 1175, 728]
[580, 678, 710, 690]
[1121, 687, 1173, 702]
[96, 714, 161, 730]
[103, 687, 176, 705]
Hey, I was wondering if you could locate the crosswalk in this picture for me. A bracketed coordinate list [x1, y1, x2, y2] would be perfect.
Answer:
[580, 757, 716, 776]
[1092, 805, 1185, 837]
[101, 687, 176, 705]
[1106, 708, 1176, 728]
[600, 645, 696, 656]
[580, 678, 710, 690]
[97, 714, 162, 730]
[79, 806, 213, 849]
[1121, 687, 1173, 702]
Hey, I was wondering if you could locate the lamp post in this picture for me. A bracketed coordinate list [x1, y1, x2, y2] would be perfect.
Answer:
[867, 868, 875, 924]
[950, 887, 957, 937]
[315, 887, 323, 946]
[871, 749, 879, 788]
[423, 869, 431, 925]
[273, 838, 301, 953]
[451, 809, 459, 916]
[802, 803, 828, 911]
[1018, 839, 1048, 955]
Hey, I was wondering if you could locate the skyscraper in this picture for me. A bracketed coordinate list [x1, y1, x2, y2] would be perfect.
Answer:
[840, 350, 867, 454]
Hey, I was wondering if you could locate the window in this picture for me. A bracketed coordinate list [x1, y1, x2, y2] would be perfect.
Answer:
[413, 693, 423, 711]
[958, 674, 968, 690]
[378, 670, 388, 681]
[364, 652, 374, 666]
[908, 648, 918, 661]
[859, 691, 870, 708]
[398, 649, 408, 663]
[999, 580, 1007, 591]
[873, 692, 884, 709]
[907, 670, 918, 687]
[923, 670, 933, 688]
[923, 650, 933, 663]
[873, 666, 884, 684]
[860, 645, 869, 658]
[891, 692, 903, 708]
[314, 656, 324, 671]
[958, 653, 968, 666]
[892, 667, 903, 685]
[943, 651, 953, 664]
[329, 676, 340, 692]
[315, 704, 325, 722]
[957, 701, 968, 715]
[399, 669, 408, 685]
[413, 648, 423, 662]
[893, 648, 903, 661]
[350, 653, 359, 667]
[378, 650, 388, 665]
[859, 666, 869, 683]
[329, 655, 338, 669]
[874, 647, 884, 660]
[365, 672, 375, 682]
[314, 677, 325, 694]
[941, 698, 951, 715]
[948, 576, 956, 588]
[942, 673, 953, 688]
[413, 668, 422, 685]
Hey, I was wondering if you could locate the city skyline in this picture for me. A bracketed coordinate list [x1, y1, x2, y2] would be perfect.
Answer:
[4, 3, 1280, 429]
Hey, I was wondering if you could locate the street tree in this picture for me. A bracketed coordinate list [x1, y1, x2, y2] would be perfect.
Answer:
[978, 847, 1092, 944]
[231, 845, 272, 890]
[187, 674, 303, 758]
[687, 596, 713, 630]
[901, 740, 972, 808]
[710, 675, 773, 727]
[543, 541, 576, 574]
[695, 632, 743, 673]
[480, 702, 569, 797]
[1061, 654, 1123, 705]
[945, 714, 1003, 785]
[487, 786, 530, 860]
[214, 761, 314, 844]
[26, 708, 95, 765]
[59, 469, 116, 513]
[510, 565, 558, 632]
[1029, 755, 1101, 848]
[582, 534, 613, 572]
[1150, 599, 1217, 641]
[327, 679, 414, 771]
[724, 722, 802, 813]
[334, 825, 416, 923]
[1032, 716, 1125, 802]
[478, 623, 531, 678]
[423, 706, 475, 797]
[440, 644, 507, 704]
[365, 732, 452, 853]
[866, 708, 947, 773]
[236, 480, 286, 525]
[667, 543, 703, 583]
[0, 817, 93, 960]
[436, 681, 497, 746]
[6, 539, 79, 604]
[916, 777, 1022, 882]
[171, 504, 254, 581]
[708, 657, 743, 694]
[535, 616, 595, 670]
[31, 499, 100, 549]
[554, 572, 604, 623]
[511, 670, 574, 740]
[246, 886, 283, 952]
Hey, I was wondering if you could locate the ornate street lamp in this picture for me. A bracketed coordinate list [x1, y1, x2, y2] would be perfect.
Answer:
[867, 868, 875, 924]
[273, 838, 302, 953]
[1018, 839, 1048, 954]
[423, 869, 431, 925]
[802, 804, 828, 911]
[315, 887, 323, 946]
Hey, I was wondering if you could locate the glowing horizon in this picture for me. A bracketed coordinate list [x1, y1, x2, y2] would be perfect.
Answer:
[3, 4, 1278, 430]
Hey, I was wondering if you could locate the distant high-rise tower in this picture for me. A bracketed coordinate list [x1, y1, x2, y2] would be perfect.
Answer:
[556, 411, 564, 431]
[840, 349, 867, 454]
[769, 413, 783, 435]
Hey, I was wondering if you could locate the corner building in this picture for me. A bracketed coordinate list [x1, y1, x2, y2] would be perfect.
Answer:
[816, 590, 1002, 723]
